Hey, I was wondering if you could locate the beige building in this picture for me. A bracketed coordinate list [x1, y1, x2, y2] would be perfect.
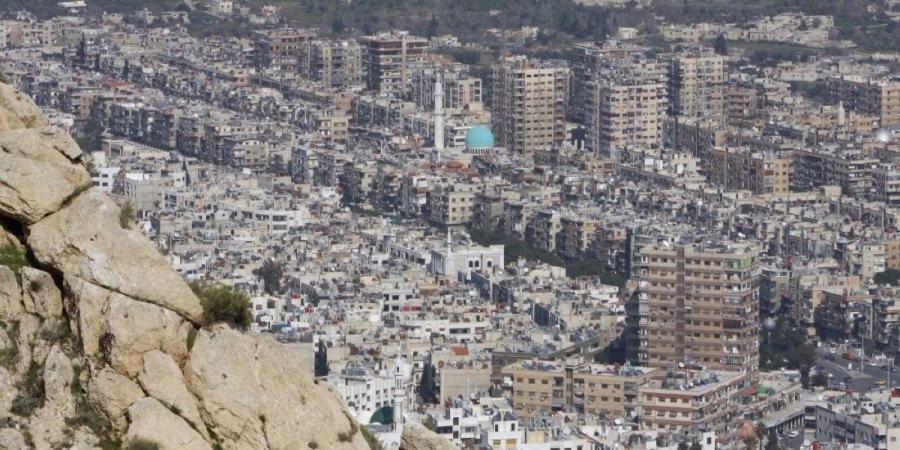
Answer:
[507, 361, 658, 419]
[635, 241, 761, 372]
[641, 369, 749, 438]
[827, 76, 900, 127]
[491, 56, 570, 155]
[704, 146, 792, 195]
[667, 47, 725, 122]
[584, 56, 667, 159]
[410, 65, 483, 114]
[362, 31, 429, 96]
[298, 39, 364, 89]
[428, 182, 477, 227]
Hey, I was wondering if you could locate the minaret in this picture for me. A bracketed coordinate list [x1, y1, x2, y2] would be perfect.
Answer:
[434, 76, 445, 156]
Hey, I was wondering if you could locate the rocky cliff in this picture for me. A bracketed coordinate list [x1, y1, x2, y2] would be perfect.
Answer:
[0, 83, 377, 450]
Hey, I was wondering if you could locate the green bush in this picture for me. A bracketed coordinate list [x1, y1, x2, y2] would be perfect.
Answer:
[190, 282, 253, 331]
[308, 442, 319, 449]
[11, 362, 45, 416]
[119, 201, 136, 229]
[361, 425, 384, 450]
[125, 438, 162, 450]
[0, 244, 28, 279]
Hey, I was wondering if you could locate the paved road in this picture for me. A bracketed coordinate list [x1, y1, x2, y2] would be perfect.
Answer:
[813, 348, 897, 392]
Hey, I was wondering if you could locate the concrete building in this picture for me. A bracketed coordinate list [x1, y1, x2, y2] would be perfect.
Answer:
[491, 56, 570, 155]
[584, 55, 667, 159]
[507, 360, 658, 419]
[640, 369, 749, 437]
[298, 39, 364, 89]
[703, 147, 792, 195]
[667, 47, 725, 122]
[362, 31, 429, 96]
[827, 76, 900, 127]
[634, 241, 761, 372]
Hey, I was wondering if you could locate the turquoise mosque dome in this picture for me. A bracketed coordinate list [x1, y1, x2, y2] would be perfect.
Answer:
[465, 125, 494, 150]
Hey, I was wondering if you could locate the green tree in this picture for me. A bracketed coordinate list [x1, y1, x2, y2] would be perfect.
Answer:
[119, 201, 136, 229]
[874, 269, 900, 285]
[418, 360, 438, 404]
[765, 428, 780, 450]
[713, 33, 728, 55]
[253, 259, 283, 295]
[426, 13, 439, 38]
[690, 441, 702, 450]
[190, 281, 253, 330]
[314, 339, 330, 377]
[677, 442, 689, 450]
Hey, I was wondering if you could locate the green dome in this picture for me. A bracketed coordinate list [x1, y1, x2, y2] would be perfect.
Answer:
[465, 125, 494, 149]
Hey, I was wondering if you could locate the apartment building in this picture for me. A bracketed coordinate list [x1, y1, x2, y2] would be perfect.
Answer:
[703, 146, 792, 195]
[255, 28, 315, 69]
[827, 75, 900, 127]
[667, 47, 725, 122]
[634, 241, 761, 372]
[362, 31, 429, 96]
[584, 55, 667, 159]
[298, 39, 364, 89]
[428, 182, 477, 227]
[640, 369, 749, 438]
[410, 65, 483, 113]
[792, 147, 879, 198]
[491, 56, 570, 155]
[507, 361, 658, 419]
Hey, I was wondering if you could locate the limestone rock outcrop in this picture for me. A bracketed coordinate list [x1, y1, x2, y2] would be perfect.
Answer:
[28, 189, 204, 323]
[0, 127, 90, 224]
[0, 82, 373, 449]
[185, 325, 369, 450]
[400, 424, 458, 450]
[0, 82, 45, 131]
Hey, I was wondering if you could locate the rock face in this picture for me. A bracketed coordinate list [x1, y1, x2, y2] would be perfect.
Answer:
[185, 326, 369, 450]
[0, 127, 90, 224]
[400, 424, 458, 450]
[28, 189, 204, 323]
[0, 83, 371, 449]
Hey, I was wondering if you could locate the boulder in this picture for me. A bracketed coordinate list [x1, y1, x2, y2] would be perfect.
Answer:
[0, 223, 22, 250]
[0, 265, 23, 321]
[42, 344, 74, 407]
[63, 275, 112, 356]
[0, 127, 91, 224]
[21, 267, 63, 319]
[28, 189, 203, 323]
[0, 429, 27, 450]
[29, 346, 76, 450]
[138, 350, 208, 439]
[125, 397, 212, 450]
[0, 82, 45, 131]
[400, 424, 458, 450]
[104, 294, 190, 378]
[0, 366, 17, 418]
[184, 326, 368, 450]
[89, 367, 145, 432]
[12, 313, 40, 374]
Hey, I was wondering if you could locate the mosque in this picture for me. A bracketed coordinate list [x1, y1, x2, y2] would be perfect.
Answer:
[431, 76, 497, 160]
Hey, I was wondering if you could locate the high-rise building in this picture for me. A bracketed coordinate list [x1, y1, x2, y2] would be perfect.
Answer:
[298, 39, 364, 89]
[583, 55, 667, 159]
[362, 31, 429, 96]
[667, 46, 725, 122]
[491, 56, 570, 155]
[827, 75, 900, 127]
[410, 65, 483, 114]
[571, 42, 646, 124]
[634, 241, 761, 372]
[255, 28, 316, 69]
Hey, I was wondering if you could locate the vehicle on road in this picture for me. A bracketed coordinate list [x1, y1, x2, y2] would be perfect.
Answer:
[825, 353, 835, 361]
[844, 376, 853, 384]
[788, 431, 799, 438]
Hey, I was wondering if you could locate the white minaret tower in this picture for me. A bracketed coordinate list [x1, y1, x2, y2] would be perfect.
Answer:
[434, 76, 445, 154]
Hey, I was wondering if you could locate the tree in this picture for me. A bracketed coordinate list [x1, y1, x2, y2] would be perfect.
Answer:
[874, 269, 900, 286]
[331, 15, 345, 35]
[190, 281, 253, 330]
[713, 33, 728, 55]
[426, 14, 439, 38]
[418, 360, 438, 404]
[253, 259, 283, 295]
[677, 442, 689, 450]
[690, 441, 702, 450]
[765, 428, 781, 450]
[76, 33, 86, 67]
[314, 339, 329, 377]
[123, 59, 130, 79]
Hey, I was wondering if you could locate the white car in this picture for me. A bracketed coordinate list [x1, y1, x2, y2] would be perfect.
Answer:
[788, 431, 800, 438]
